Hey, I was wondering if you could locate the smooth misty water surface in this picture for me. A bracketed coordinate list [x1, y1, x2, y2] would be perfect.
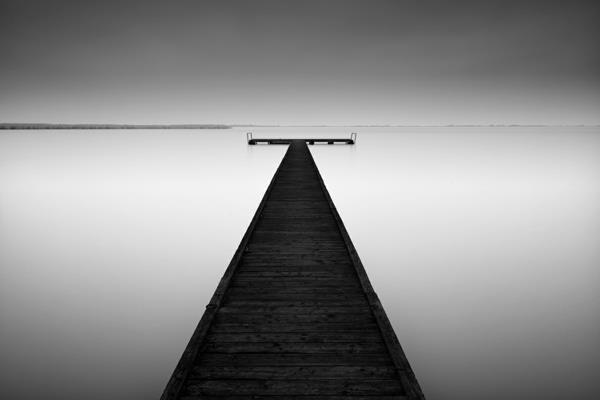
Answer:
[1, 127, 599, 400]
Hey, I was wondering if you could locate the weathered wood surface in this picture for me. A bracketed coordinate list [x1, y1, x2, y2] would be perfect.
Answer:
[162, 140, 424, 399]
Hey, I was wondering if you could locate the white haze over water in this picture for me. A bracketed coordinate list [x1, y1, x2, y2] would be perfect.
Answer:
[0, 127, 599, 400]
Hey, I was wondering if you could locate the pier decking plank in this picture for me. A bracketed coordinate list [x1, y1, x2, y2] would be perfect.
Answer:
[162, 140, 424, 399]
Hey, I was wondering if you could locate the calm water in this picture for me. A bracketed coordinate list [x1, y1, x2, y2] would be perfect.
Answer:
[1, 127, 599, 399]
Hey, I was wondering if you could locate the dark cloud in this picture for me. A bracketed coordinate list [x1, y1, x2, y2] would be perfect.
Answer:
[0, 1, 598, 124]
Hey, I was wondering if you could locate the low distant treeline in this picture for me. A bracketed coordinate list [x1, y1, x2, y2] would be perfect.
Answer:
[0, 123, 231, 130]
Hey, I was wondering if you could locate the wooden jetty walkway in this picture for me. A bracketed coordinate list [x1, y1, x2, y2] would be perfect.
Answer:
[162, 138, 425, 399]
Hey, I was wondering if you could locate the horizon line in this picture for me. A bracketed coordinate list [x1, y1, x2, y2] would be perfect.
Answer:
[1, 123, 599, 130]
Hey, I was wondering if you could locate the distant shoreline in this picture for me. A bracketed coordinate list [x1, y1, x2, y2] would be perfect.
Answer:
[0, 123, 231, 130]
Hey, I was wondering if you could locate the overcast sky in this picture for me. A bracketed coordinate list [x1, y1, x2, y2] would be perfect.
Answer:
[1, 0, 598, 125]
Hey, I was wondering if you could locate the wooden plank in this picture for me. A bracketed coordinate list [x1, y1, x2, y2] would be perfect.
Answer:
[221, 294, 368, 302]
[221, 299, 370, 308]
[226, 287, 365, 295]
[184, 379, 404, 396]
[244, 246, 347, 253]
[190, 365, 398, 379]
[229, 280, 361, 289]
[181, 396, 405, 400]
[180, 394, 408, 400]
[236, 264, 354, 271]
[214, 313, 375, 324]
[261, 210, 334, 216]
[196, 353, 394, 367]
[229, 284, 361, 291]
[204, 332, 384, 343]
[181, 397, 405, 400]
[209, 323, 379, 333]
[250, 231, 343, 240]
[233, 271, 356, 278]
[219, 305, 371, 314]
[240, 258, 354, 267]
[200, 341, 387, 354]
[246, 239, 347, 246]
[230, 280, 359, 287]
[233, 273, 357, 281]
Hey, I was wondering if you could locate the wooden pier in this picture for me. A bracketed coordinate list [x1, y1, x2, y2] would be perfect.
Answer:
[162, 139, 424, 399]
[246, 132, 357, 145]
